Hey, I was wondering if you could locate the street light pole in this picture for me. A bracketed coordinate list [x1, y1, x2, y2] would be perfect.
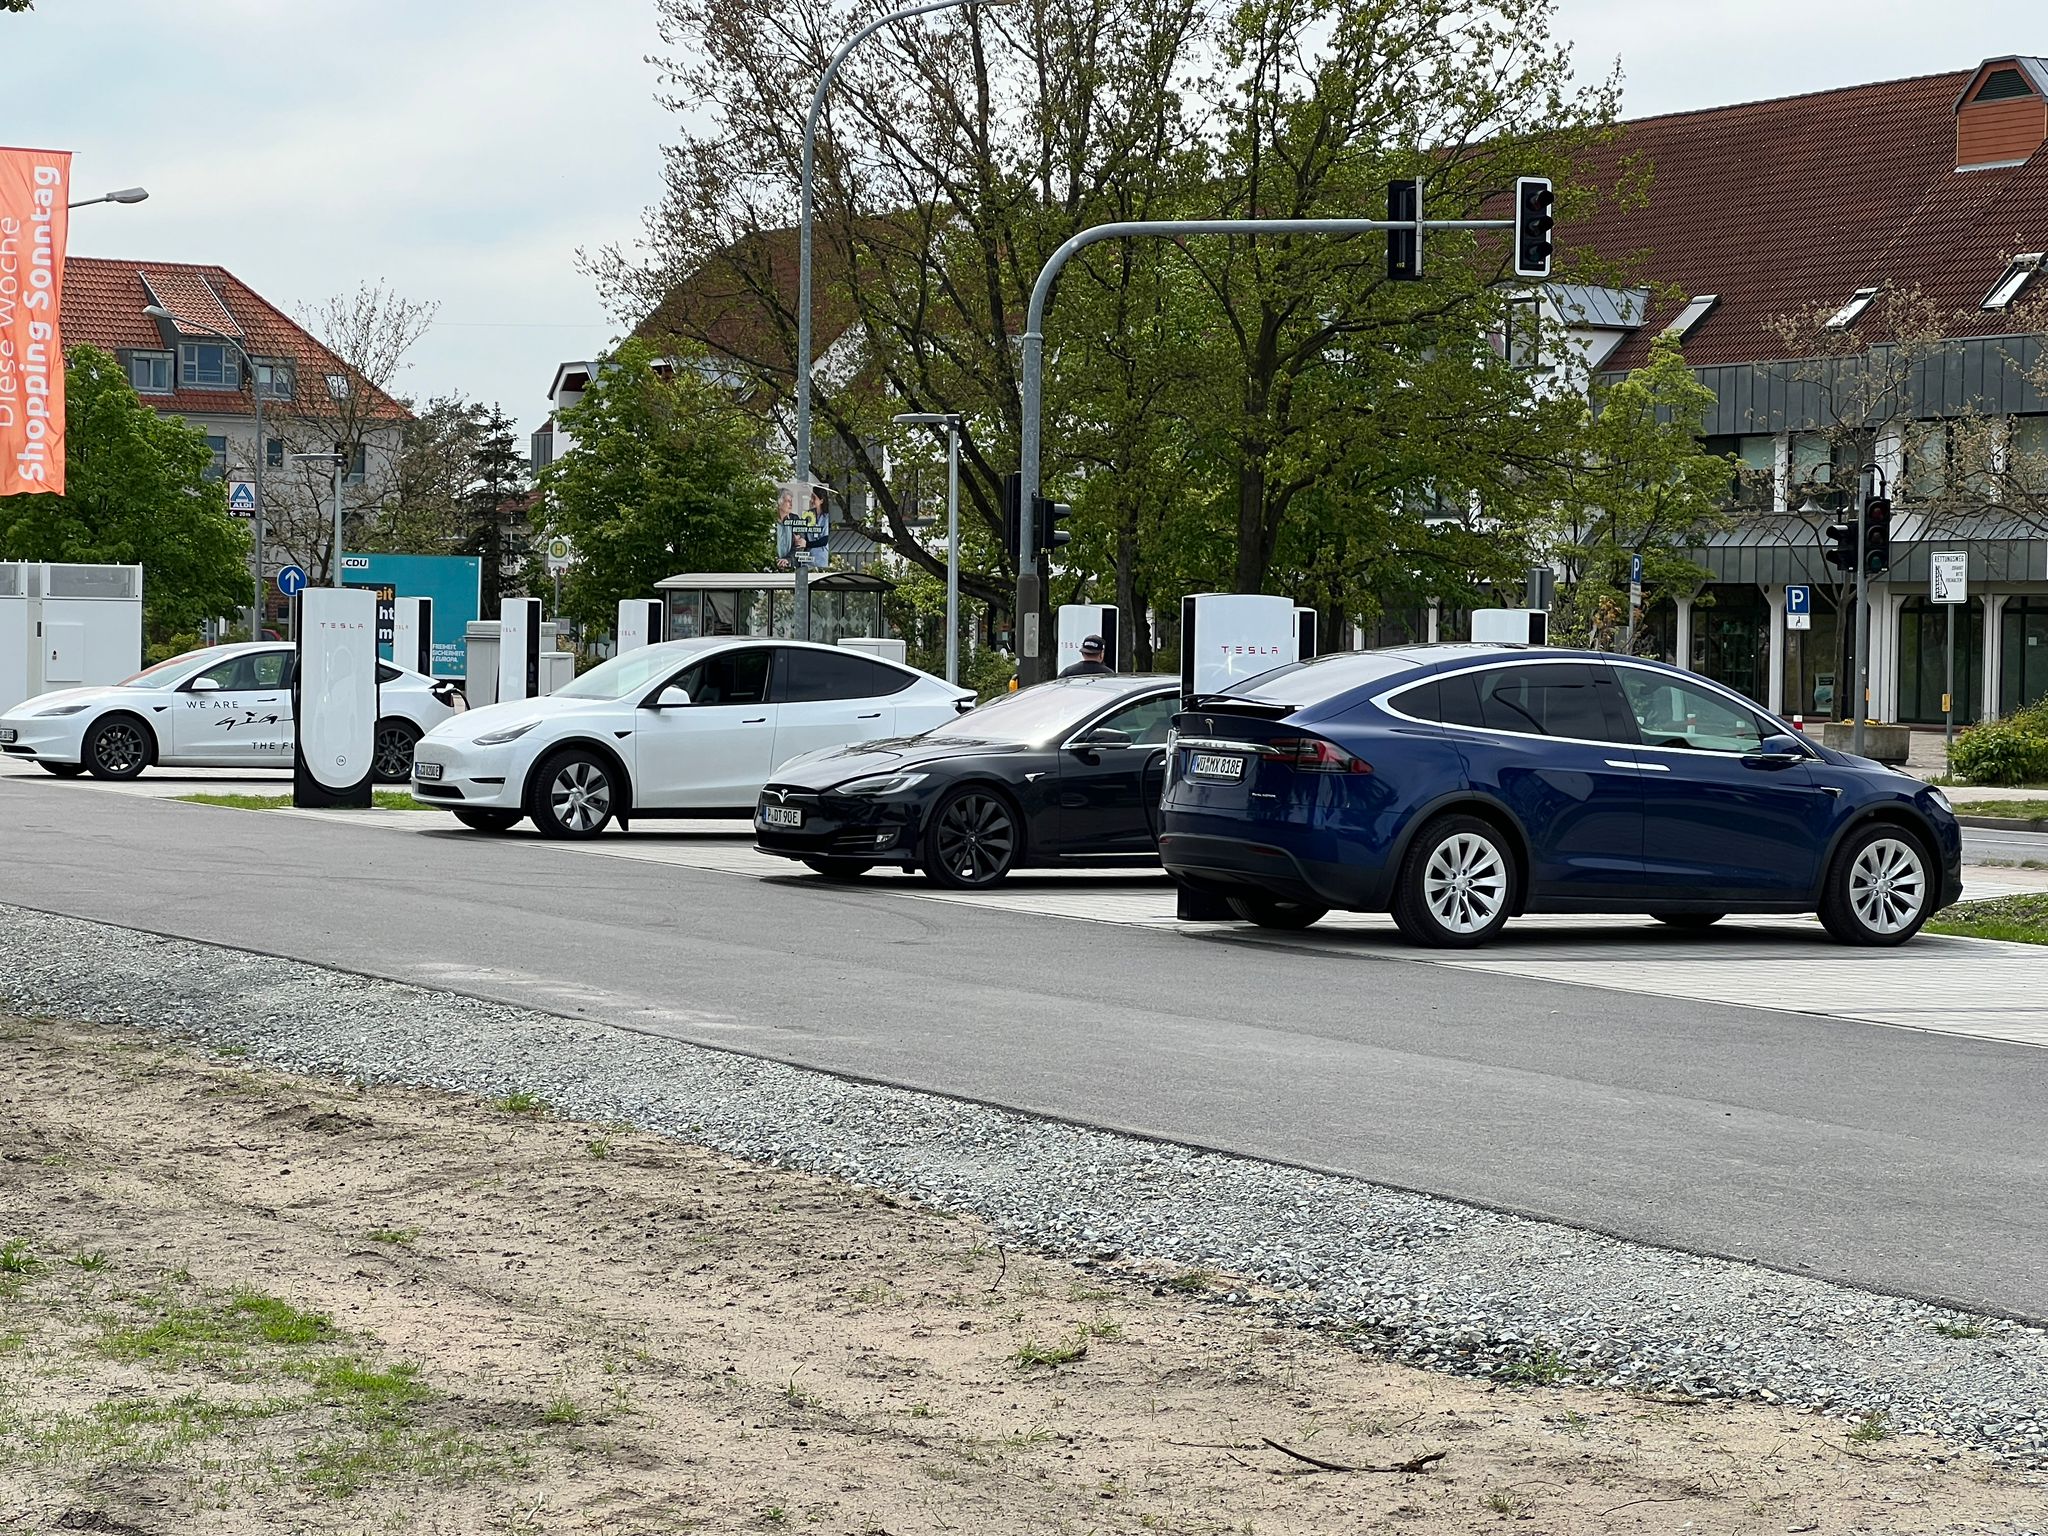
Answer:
[795, 0, 1007, 641]
[287, 452, 347, 586]
[67, 186, 148, 210]
[143, 305, 263, 640]
[894, 411, 964, 684]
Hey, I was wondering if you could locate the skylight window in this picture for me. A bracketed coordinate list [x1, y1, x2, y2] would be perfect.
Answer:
[1983, 254, 2043, 310]
[1663, 293, 1719, 340]
[1826, 287, 1880, 328]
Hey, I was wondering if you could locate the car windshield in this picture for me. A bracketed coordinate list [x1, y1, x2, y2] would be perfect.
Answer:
[925, 679, 1154, 744]
[554, 642, 714, 701]
[1224, 651, 1413, 707]
[120, 648, 235, 690]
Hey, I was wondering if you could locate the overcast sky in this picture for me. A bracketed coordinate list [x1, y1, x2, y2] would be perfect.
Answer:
[9, 0, 2040, 439]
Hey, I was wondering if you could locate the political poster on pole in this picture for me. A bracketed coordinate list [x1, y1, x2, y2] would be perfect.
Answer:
[775, 479, 832, 570]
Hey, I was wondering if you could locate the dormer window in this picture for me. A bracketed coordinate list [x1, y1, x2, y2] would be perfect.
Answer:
[1826, 288, 1879, 328]
[1663, 294, 1719, 340]
[1984, 254, 2043, 310]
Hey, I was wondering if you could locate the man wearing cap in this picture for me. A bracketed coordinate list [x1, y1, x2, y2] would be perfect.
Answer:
[1060, 634, 1114, 677]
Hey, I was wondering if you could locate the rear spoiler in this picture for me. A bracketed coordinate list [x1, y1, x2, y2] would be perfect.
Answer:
[1178, 693, 1296, 719]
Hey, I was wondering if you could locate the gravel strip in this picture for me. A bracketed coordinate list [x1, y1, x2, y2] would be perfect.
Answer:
[5, 901, 2045, 1471]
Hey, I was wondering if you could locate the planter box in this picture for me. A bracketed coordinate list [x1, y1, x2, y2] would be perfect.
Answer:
[1817, 722, 1911, 765]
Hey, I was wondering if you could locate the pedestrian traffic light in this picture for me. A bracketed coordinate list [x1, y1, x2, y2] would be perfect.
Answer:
[1032, 493, 1072, 554]
[1863, 496, 1892, 575]
[1513, 176, 1555, 279]
[1386, 178, 1421, 281]
[1001, 471, 1022, 564]
[1824, 519, 1858, 573]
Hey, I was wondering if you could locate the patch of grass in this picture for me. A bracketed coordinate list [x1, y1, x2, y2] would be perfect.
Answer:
[1161, 1268, 1215, 1294]
[11, 1391, 288, 1465]
[0, 1239, 43, 1276]
[759, 1507, 790, 1526]
[585, 1138, 613, 1160]
[0, 1329, 27, 1355]
[66, 1250, 111, 1272]
[1550, 1409, 1592, 1433]
[371, 791, 434, 811]
[492, 1090, 548, 1115]
[176, 790, 435, 813]
[1011, 1333, 1088, 1370]
[1078, 1316, 1123, 1342]
[292, 1356, 430, 1428]
[365, 1228, 417, 1247]
[296, 1425, 504, 1498]
[1493, 1348, 1571, 1386]
[1482, 1488, 1530, 1517]
[1932, 1317, 1989, 1340]
[906, 1401, 933, 1420]
[1848, 1410, 1893, 1444]
[1951, 798, 2048, 820]
[1927, 891, 2048, 944]
[96, 1287, 333, 1366]
[539, 1396, 583, 1426]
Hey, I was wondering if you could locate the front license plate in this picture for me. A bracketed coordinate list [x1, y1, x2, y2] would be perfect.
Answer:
[0, 728, 15, 745]
[761, 805, 803, 828]
[413, 761, 444, 782]
[1190, 752, 1245, 781]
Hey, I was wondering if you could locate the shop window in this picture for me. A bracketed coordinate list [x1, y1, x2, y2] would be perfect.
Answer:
[1899, 597, 1983, 725]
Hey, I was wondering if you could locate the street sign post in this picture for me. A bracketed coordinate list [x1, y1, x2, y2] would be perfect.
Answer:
[1785, 583, 1811, 631]
[276, 565, 307, 598]
[545, 536, 575, 625]
[227, 480, 258, 519]
[1933, 551, 1967, 757]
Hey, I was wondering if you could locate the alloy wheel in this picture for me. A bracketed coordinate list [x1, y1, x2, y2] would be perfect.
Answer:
[1848, 836, 1926, 936]
[372, 722, 418, 782]
[932, 792, 1016, 885]
[93, 721, 146, 776]
[1423, 832, 1507, 935]
[548, 760, 612, 834]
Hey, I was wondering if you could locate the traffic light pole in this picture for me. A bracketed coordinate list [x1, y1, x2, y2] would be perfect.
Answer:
[1013, 214, 1512, 685]
[1853, 468, 1871, 759]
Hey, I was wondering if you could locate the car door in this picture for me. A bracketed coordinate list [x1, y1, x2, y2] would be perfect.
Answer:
[1439, 661, 1650, 900]
[170, 650, 293, 765]
[770, 648, 906, 768]
[1612, 664, 1834, 901]
[1055, 690, 1178, 853]
[631, 646, 778, 809]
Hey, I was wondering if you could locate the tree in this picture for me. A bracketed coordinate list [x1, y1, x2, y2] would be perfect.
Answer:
[0, 346, 249, 637]
[357, 393, 489, 556]
[1549, 334, 1733, 651]
[464, 407, 531, 614]
[537, 342, 776, 631]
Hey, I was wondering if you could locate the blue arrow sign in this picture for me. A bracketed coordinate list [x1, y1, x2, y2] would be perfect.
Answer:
[276, 565, 308, 598]
[1786, 584, 1811, 616]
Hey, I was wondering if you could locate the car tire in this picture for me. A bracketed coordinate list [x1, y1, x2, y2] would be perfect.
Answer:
[1226, 894, 1327, 930]
[1390, 813, 1517, 949]
[922, 785, 1020, 888]
[83, 714, 153, 781]
[1653, 912, 1726, 930]
[454, 809, 522, 833]
[1820, 824, 1934, 946]
[803, 856, 875, 881]
[528, 749, 618, 839]
[371, 717, 422, 784]
[37, 762, 87, 778]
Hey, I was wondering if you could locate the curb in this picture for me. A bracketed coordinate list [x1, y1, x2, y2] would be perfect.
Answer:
[1959, 815, 2048, 833]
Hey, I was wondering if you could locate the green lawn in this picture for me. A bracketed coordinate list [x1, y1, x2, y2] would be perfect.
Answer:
[177, 792, 434, 813]
[1927, 892, 2048, 944]
[1950, 799, 2048, 821]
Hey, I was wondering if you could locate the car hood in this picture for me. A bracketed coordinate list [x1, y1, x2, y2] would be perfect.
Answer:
[2, 685, 130, 718]
[770, 735, 1021, 789]
[424, 693, 616, 744]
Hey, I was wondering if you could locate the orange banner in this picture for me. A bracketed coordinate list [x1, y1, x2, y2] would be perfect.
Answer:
[0, 146, 70, 497]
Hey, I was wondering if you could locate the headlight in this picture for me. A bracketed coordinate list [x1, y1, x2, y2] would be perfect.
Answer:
[32, 703, 90, 717]
[836, 772, 928, 796]
[1926, 786, 1952, 813]
[473, 718, 542, 747]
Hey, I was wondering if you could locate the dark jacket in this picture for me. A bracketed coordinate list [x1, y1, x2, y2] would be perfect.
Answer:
[1059, 659, 1114, 677]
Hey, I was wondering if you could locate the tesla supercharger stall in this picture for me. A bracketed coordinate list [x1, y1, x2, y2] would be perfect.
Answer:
[1470, 608, 1548, 644]
[1293, 606, 1319, 662]
[294, 587, 379, 809]
[392, 597, 434, 676]
[1056, 604, 1119, 673]
[498, 598, 542, 704]
[617, 599, 664, 655]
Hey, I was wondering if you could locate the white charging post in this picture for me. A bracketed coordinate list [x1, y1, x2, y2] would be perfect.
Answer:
[498, 598, 542, 703]
[1179, 593, 1297, 702]
[392, 597, 434, 676]
[294, 586, 378, 809]
[1293, 607, 1319, 661]
[1056, 604, 1120, 673]
[617, 598, 664, 655]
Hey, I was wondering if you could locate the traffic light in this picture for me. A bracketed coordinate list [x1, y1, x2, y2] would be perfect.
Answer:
[1001, 470, 1022, 564]
[1513, 176, 1555, 279]
[1386, 178, 1421, 281]
[1863, 496, 1892, 575]
[1032, 493, 1072, 554]
[1824, 519, 1858, 573]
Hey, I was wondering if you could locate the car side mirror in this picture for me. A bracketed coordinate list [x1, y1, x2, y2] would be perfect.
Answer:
[1743, 732, 1806, 769]
[645, 684, 691, 710]
[1075, 726, 1133, 751]
[187, 676, 221, 693]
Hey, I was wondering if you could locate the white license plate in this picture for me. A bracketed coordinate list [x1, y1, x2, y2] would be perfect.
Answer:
[1190, 752, 1244, 781]
[414, 761, 443, 781]
[0, 729, 15, 744]
[761, 804, 803, 828]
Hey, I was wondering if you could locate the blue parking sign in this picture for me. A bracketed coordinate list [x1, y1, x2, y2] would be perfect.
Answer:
[1786, 584, 1810, 616]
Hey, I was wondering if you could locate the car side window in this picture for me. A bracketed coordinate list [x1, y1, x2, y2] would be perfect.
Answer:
[1470, 664, 1630, 743]
[674, 648, 771, 705]
[248, 651, 291, 689]
[193, 656, 251, 691]
[775, 648, 911, 703]
[1617, 670, 1765, 753]
[1091, 692, 1178, 745]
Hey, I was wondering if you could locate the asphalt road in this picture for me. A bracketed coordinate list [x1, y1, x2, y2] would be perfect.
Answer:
[1962, 825, 2048, 865]
[4, 777, 2045, 1321]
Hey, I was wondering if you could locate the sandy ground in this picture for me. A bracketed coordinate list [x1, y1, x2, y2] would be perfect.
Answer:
[1, 1013, 2041, 1535]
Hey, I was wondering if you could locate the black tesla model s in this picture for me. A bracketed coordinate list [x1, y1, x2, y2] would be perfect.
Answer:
[754, 673, 1180, 886]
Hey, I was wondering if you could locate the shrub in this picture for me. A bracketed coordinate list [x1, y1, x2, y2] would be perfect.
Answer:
[1950, 717, 2048, 786]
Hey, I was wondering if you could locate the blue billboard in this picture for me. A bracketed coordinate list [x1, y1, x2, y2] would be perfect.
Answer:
[338, 553, 481, 678]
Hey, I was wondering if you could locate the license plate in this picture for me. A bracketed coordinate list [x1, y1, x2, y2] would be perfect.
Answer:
[1190, 752, 1244, 781]
[0, 729, 14, 744]
[414, 761, 443, 782]
[761, 804, 803, 828]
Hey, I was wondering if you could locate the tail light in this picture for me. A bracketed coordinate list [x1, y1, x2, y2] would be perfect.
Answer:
[1258, 736, 1371, 774]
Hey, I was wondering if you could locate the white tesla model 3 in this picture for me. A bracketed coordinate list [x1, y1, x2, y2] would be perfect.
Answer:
[411, 636, 974, 837]
[0, 642, 464, 782]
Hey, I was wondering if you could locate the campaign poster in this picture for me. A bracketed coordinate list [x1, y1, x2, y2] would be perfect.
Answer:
[775, 478, 832, 570]
[338, 553, 480, 677]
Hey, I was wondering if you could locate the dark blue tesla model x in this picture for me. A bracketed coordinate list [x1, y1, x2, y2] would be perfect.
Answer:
[1158, 644, 1961, 947]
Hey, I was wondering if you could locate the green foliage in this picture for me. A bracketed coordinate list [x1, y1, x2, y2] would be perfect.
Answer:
[1927, 890, 2048, 944]
[538, 340, 776, 631]
[0, 346, 250, 637]
[1950, 707, 2048, 786]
